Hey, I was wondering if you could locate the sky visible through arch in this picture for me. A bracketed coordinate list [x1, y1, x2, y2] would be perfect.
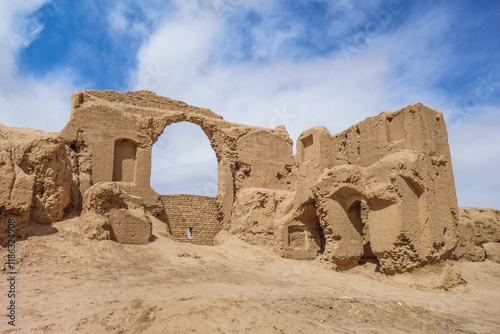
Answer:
[151, 122, 218, 196]
[0, 0, 499, 208]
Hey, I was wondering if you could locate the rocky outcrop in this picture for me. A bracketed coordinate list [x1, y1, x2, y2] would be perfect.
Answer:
[453, 207, 500, 262]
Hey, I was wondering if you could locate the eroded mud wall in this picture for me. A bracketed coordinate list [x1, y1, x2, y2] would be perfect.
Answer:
[315, 103, 459, 273]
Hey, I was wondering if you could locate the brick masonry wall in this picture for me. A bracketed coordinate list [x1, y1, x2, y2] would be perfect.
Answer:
[160, 194, 221, 246]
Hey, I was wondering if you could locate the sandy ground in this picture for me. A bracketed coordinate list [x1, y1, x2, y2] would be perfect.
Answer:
[1, 217, 500, 334]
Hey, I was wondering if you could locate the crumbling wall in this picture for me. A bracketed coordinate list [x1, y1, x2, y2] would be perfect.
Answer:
[317, 104, 458, 273]
[58, 90, 293, 230]
[274, 198, 325, 260]
[269, 127, 331, 261]
[312, 152, 413, 272]
[235, 129, 295, 192]
[19, 139, 78, 224]
[453, 207, 500, 262]
[0, 125, 80, 244]
[1, 90, 476, 276]
[160, 194, 221, 245]
[229, 129, 300, 249]
[229, 188, 295, 248]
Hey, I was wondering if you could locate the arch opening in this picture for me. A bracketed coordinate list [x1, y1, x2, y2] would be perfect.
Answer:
[151, 121, 218, 196]
[152, 122, 221, 246]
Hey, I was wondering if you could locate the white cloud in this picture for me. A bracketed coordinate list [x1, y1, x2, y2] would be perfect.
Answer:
[0, 1, 48, 51]
[132, 0, 500, 207]
[107, 4, 130, 33]
[106, 1, 157, 38]
[0, 1, 76, 132]
[132, 2, 392, 137]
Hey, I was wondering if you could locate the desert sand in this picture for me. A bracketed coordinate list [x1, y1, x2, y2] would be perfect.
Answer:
[1, 216, 499, 334]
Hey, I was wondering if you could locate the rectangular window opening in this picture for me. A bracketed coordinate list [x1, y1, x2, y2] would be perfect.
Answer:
[301, 134, 314, 162]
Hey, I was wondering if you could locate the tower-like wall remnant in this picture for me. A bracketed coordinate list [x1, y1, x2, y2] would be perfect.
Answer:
[312, 104, 458, 273]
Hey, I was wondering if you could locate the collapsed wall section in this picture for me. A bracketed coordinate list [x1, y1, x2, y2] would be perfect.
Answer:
[453, 207, 500, 262]
[160, 194, 221, 245]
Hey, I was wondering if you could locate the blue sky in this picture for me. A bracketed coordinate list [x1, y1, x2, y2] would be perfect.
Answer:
[1, 0, 499, 208]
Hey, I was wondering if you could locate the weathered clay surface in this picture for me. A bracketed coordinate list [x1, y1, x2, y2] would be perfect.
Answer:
[59, 90, 293, 232]
[311, 149, 456, 274]
[79, 212, 112, 241]
[229, 188, 295, 248]
[382, 261, 466, 291]
[453, 207, 500, 262]
[483, 242, 500, 263]
[1, 90, 497, 274]
[81, 182, 152, 244]
[0, 125, 79, 243]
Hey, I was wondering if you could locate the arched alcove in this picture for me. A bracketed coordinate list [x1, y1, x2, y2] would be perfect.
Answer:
[346, 200, 375, 260]
[151, 121, 218, 196]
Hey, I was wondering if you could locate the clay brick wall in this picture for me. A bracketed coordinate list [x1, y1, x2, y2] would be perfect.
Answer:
[160, 194, 221, 245]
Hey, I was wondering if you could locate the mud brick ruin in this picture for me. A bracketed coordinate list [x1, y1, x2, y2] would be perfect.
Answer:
[1, 90, 499, 274]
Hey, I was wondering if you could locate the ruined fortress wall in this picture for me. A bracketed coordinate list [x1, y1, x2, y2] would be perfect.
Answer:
[160, 194, 221, 245]
[0, 125, 81, 242]
[58, 90, 294, 228]
[1, 90, 470, 274]
[60, 93, 157, 205]
[295, 126, 334, 182]
[229, 104, 460, 274]
[315, 103, 459, 273]
[330, 103, 456, 172]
